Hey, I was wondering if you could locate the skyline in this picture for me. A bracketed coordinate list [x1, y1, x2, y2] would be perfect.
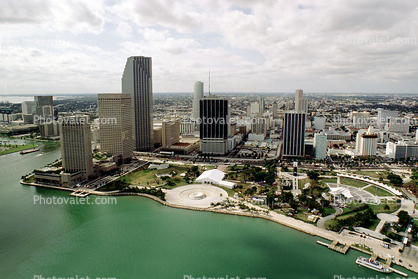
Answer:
[1, 1, 418, 95]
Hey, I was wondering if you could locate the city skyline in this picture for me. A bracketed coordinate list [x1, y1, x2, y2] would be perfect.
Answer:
[1, 1, 418, 95]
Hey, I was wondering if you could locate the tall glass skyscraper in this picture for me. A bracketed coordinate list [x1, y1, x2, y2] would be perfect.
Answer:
[199, 96, 230, 155]
[121, 56, 153, 152]
[283, 112, 306, 157]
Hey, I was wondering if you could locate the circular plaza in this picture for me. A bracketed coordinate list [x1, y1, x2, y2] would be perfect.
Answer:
[165, 184, 228, 208]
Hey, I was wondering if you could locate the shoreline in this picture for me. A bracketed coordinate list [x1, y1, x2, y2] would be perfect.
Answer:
[20, 180, 418, 275]
[0, 144, 38, 156]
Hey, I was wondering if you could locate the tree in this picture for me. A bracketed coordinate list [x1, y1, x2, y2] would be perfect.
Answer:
[383, 204, 390, 210]
[387, 173, 403, 186]
[397, 210, 410, 227]
[307, 170, 320, 180]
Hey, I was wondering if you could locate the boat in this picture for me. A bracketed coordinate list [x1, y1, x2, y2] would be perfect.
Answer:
[20, 148, 40, 155]
[355, 256, 391, 273]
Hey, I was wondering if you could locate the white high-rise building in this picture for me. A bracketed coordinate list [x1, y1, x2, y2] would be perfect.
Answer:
[314, 116, 326, 130]
[192, 81, 204, 120]
[295, 89, 308, 113]
[122, 56, 153, 152]
[314, 132, 327, 160]
[250, 102, 260, 115]
[59, 115, 93, 178]
[377, 108, 398, 129]
[356, 127, 377, 156]
[98, 93, 134, 163]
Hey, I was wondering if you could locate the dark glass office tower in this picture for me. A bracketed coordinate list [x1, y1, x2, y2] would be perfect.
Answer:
[199, 96, 230, 155]
[283, 112, 306, 157]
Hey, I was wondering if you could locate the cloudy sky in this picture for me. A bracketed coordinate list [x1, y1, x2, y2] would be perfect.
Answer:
[1, 0, 418, 95]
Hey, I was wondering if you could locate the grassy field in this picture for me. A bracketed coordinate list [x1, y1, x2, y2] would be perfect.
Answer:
[324, 210, 380, 231]
[362, 186, 394, 197]
[125, 164, 193, 188]
[0, 144, 37, 156]
[369, 202, 400, 214]
[354, 170, 386, 179]
[321, 177, 368, 188]
[322, 207, 336, 216]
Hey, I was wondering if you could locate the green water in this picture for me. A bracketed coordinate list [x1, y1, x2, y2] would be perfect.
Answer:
[0, 137, 415, 279]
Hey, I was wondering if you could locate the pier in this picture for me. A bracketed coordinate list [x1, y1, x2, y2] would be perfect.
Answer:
[70, 190, 91, 198]
[317, 240, 350, 254]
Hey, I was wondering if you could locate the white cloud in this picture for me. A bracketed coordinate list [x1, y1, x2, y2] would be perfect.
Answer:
[1, 0, 418, 94]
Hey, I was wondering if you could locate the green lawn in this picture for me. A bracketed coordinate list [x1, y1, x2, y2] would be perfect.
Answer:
[217, 186, 237, 197]
[322, 207, 336, 216]
[354, 170, 386, 179]
[0, 144, 37, 156]
[325, 210, 380, 231]
[321, 177, 368, 188]
[362, 186, 394, 197]
[125, 164, 193, 188]
[369, 202, 400, 214]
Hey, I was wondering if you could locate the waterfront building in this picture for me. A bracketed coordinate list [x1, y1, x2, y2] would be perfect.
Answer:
[59, 115, 93, 178]
[122, 56, 153, 152]
[98, 93, 133, 163]
[200, 96, 230, 155]
[283, 112, 306, 157]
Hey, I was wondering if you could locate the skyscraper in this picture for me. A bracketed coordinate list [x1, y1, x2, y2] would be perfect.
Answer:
[272, 101, 278, 119]
[314, 132, 327, 160]
[295, 89, 308, 113]
[192, 81, 204, 120]
[59, 115, 93, 178]
[200, 96, 230, 155]
[98, 93, 134, 163]
[162, 119, 180, 148]
[122, 56, 153, 152]
[283, 112, 306, 157]
[34, 96, 53, 122]
[258, 96, 265, 114]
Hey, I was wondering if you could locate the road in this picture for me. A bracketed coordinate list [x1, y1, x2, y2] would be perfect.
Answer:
[317, 206, 342, 230]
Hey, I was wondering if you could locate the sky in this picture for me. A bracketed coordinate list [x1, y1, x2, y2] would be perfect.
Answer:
[0, 0, 418, 95]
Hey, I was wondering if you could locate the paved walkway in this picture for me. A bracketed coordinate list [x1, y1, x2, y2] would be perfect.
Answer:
[165, 184, 228, 208]
[317, 207, 342, 230]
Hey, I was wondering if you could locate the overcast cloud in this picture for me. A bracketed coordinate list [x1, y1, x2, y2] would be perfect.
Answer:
[0, 0, 418, 95]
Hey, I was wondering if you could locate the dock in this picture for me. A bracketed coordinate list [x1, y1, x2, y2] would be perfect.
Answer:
[20, 148, 40, 154]
[317, 240, 350, 254]
[70, 190, 90, 197]
[371, 254, 408, 277]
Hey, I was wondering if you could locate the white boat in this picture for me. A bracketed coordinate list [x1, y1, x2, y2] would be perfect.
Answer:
[356, 256, 391, 273]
